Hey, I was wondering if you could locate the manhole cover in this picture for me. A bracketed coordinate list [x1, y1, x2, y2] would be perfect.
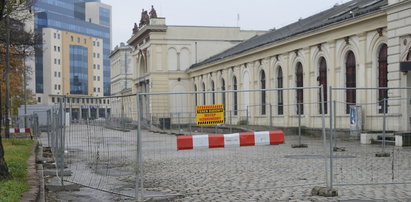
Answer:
[284, 155, 356, 159]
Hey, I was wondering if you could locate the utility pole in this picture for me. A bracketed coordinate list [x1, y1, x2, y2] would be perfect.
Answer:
[5, 16, 10, 138]
[23, 49, 27, 128]
[0, 87, 2, 136]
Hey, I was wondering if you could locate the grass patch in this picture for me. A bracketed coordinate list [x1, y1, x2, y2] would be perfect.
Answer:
[0, 138, 34, 202]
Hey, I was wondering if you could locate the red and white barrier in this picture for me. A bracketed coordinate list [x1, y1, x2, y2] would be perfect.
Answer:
[9, 128, 31, 134]
[177, 131, 284, 150]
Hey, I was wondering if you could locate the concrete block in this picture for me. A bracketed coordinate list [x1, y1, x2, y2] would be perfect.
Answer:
[46, 184, 80, 192]
[395, 135, 403, 146]
[311, 186, 338, 197]
[375, 152, 391, 157]
[43, 170, 72, 177]
[360, 133, 378, 144]
[291, 144, 308, 148]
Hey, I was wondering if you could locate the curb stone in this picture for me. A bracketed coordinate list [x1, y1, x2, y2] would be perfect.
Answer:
[20, 141, 41, 202]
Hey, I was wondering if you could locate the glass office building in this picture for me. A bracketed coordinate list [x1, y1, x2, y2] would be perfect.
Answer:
[33, 0, 111, 96]
[69, 45, 89, 95]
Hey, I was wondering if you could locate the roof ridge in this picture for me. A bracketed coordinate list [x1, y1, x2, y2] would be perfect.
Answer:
[190, 0, 387, 70]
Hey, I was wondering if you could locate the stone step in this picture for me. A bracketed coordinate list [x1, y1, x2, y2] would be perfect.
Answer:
[43, 170, 72, 177]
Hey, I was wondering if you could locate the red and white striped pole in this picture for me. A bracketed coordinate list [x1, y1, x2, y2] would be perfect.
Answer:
[9, 128, 31, 134]
[177, 131, 284, 150]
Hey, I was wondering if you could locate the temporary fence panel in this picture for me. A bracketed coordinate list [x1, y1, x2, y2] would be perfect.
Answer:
[9, 114, 40, 138]
[44, 86, 331, 200]
[329, 87, 411, 186]
[45, 95, 139, 198]
[136, 86, 329, 200]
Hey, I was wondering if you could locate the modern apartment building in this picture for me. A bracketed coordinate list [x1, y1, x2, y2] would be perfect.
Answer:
[33, 0, 112, 105]
[30, 0, 112, 120]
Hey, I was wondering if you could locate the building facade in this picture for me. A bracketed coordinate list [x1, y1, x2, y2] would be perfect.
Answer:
[110, 43, 133, 96]
[109, 43, 133, 117]
[33, 0, 112, 102]
[32, 0, 112, 120]
[127, 9, 266, 121]
[186, 0, 411, 132]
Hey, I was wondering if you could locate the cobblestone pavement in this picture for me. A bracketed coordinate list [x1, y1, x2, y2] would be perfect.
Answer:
[42, 125, 411, 201]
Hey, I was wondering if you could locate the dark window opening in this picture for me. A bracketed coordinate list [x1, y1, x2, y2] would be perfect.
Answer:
[194, 84, 197, 106]
[296, 62, 304, 115]
[202, 82, 206, 105]
[346, 51, 356, 114]
[277, 67, 283, 115]
[221, 78, 226, 111]
[260, 70, 266, 115]
[233, 76, 238, 115]
[211, 80, 215, 105]
[378, 44, 388, 113]
[319, 57, 328, 114]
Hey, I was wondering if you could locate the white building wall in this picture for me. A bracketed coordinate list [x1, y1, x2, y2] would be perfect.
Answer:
[40, 28, 63, 103]
[188, 12, 405, 131]
[387, 0, 411, 131]
[92, 38, 104, 96]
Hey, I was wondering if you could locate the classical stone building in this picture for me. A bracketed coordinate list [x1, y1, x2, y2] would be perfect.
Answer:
[127, 7, 266, 120]
[127, 1, 411, 132]
[110, 43, 133, 96]
[186, 0, 411, 132]
[110, 43, 133, 117]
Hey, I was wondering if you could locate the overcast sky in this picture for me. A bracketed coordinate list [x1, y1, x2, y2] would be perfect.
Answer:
[102, 0, 351, 48]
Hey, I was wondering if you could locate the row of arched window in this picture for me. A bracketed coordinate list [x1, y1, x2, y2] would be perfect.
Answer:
[194, 44, 388, 115]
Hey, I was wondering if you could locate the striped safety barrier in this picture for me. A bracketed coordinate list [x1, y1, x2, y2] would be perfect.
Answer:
[177, 131, 284, 150]
[9, 128, 31, 134]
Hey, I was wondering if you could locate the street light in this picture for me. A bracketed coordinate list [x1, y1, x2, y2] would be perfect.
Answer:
[5, 15, 11, 138]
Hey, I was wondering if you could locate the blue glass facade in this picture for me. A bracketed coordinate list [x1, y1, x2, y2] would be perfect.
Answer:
[34, 0, 111, 95]
[99, 7, 110, 26]
[70, 45, 89, 95]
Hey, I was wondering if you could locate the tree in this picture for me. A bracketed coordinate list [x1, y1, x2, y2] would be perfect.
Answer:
[0, 0, 35, 180]
[0, 45, 37, 113]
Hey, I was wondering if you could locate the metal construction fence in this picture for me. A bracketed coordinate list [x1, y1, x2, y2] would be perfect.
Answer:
[8, 114, 41, 138]
[43, 86, 411, 200]
[134, 86, 328, 200]
[328, 87, 411, 187]
[44, 94, 138, 198]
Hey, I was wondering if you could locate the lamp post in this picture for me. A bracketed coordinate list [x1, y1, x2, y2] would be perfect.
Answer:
[23, 49, 27, 128]
[5, 15, 11, 138]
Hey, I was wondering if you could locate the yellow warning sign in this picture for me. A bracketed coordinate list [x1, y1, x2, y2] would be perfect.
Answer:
[196, 104, 225, 126]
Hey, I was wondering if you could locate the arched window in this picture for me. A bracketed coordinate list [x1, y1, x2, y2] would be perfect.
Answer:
[167, 48, 178, 71]
[221, 78, 226, 108]
[260, 70, 266, 115]
[296, 62, 304, 115]
[319, 57, 327, 114]
[233, 76, 238, 115]
[194, 84, 197, 106]
[211, 80, 215, 104]
[139, 57, 147, 76]
[346, 51, 356, 114]
[378, 44, 388, 113]
[202, 82, 206, 105]
[277, 67, 283, 115]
